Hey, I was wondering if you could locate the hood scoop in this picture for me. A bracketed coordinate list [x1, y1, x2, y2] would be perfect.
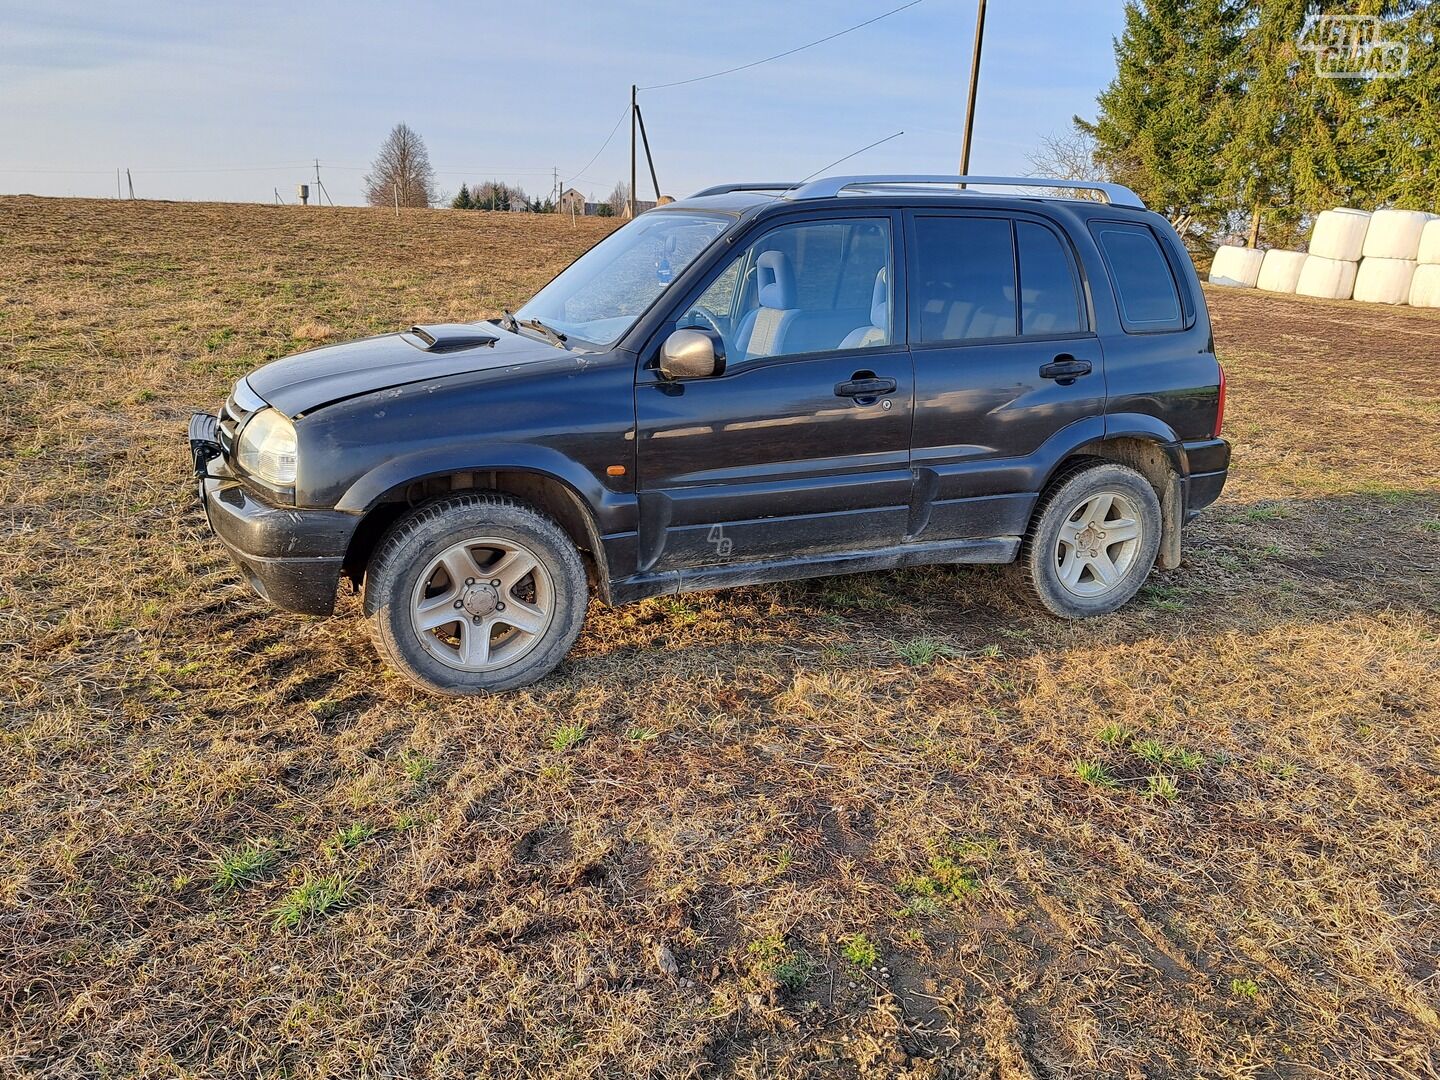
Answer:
[401, 323, 499, 353]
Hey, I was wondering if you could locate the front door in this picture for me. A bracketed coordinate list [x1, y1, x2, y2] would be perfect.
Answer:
[904, 210, 1107, 541]
[635, 213, 914, 573]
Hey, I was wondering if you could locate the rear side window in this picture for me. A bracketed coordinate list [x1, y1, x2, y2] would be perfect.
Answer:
[911, 216, 1017, 342]
[1091, 222, 1183, 332]
[1016, 221, 1084, 335]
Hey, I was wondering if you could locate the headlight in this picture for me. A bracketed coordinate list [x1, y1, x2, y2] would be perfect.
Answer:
[236, 408, 297, 487]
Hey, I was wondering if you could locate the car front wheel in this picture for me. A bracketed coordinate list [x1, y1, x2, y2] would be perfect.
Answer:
[364, 494, 589, 694]
[1019, 463, 1163, 618]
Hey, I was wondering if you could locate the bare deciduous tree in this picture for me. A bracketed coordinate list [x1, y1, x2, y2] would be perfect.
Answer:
[606, 181, 631, 217]
[1027, 126, 1108, 184]
[364, 123, 437, 209]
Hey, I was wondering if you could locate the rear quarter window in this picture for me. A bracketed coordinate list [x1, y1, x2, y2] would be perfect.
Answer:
[1090, 221, 1183, 333]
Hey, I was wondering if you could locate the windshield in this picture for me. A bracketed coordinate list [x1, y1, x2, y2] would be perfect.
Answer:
[515, 210, 731, 347]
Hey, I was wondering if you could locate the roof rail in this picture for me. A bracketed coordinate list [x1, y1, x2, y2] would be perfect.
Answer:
[687, 181, 800, 198]
[782, 175, 1146, 209]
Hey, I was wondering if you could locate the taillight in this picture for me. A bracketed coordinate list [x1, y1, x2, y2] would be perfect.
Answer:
[1214, 363, 1227, 437]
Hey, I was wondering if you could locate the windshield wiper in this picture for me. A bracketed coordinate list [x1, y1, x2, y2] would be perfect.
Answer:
[520, 317, 568, 348]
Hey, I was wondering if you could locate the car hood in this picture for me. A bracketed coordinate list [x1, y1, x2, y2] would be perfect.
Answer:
[246, 322, 566, 417]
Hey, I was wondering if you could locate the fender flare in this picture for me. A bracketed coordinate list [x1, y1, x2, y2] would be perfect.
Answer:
[336, 441, 617, 516]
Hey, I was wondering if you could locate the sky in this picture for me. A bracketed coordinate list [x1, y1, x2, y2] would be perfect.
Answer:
[0, 0, 1127, 206]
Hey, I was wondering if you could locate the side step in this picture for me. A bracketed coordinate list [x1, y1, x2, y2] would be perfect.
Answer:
[610, 535, 1020, 603]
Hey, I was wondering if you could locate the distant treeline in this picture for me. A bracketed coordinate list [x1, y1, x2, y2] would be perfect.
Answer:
[451, 182, 554, 213]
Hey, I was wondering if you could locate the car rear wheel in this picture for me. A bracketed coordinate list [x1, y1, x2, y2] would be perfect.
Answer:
[1019, 463, 1162, 618]
[364, 494, 588, 694]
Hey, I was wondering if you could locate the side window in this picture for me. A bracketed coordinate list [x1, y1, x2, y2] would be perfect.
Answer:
[1090, 222, 1183, 332]
[911, 216, 1017, 343]
[678, 218, 892, 362]
[1016, 221, 1085, 336]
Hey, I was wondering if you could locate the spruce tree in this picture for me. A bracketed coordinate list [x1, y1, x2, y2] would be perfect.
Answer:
[1085, 0, 1243, 241]
[451, 183, 473, 211]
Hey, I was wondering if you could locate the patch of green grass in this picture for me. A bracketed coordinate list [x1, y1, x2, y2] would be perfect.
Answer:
[840, 932, 879, 969]
[548, 721, 588, 752]
[1144, 774, 1180, 802]
[323, 821, 376, 858]
[212, 839, 280, 893]
[1097, 722, 1132, 748]
[1257, 756, 1298, 780]
[1140, 584, 1186, 612]
[1131, 737, 1170, 766]
[745, 935, 814, 991]
[272, 873, 353, 932]
[1230, 976, 1261, 999]
[1245, 505, 1288, 522]
[1172, 748, 1206, 772]
[899, 856, 981, 911]
[398, 750, 435, 784]
[893, 636, 956, 666]
[204, 327, 236, 351]
[1074, 758, 1119, 788]
[308, 698, 343, 723]
[1420, 520, 1440, 533]
[625, 726, 659, 743]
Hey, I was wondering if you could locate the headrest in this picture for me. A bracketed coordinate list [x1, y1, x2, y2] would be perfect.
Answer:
[757, 250, 796, 309]
[870, 267, 888, 329]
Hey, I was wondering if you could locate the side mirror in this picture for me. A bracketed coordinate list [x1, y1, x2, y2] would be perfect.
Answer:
[658, 328, 725, 380]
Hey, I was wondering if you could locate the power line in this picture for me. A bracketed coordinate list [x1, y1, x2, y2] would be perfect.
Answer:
[638, 0, 926, 91]
[563, 104, 631, 192]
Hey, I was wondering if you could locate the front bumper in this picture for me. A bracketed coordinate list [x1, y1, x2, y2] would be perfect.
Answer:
[190, 416, 359, 615]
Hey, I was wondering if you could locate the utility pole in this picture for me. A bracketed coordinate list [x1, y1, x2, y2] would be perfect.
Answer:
[959, 0, 987, 175]
[126, 169, 135, 200]
[629, 84, 637, 219]
[116, 169, 122, 200]
[636, 103, 660, 202]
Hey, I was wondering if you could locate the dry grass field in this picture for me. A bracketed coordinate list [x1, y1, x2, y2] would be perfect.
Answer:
[2, 196, 1438, 1079]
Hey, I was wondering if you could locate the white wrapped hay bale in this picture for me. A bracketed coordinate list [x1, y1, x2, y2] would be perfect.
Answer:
[1257, 249, 1308, 293]
[1417, 219, 1440, 265]
[1409, 264, 1440, 308]
[1361, 209, 1434, 261]
[1208, 245, 1265, 288]
[1295, 255, 1358, 300]
[1309, 208, 1371, 262]
[1353, 258, 1417, 305]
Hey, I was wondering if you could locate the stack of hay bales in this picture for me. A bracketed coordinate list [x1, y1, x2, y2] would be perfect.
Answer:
[1256, 249, 1308, 293]
[1409, 219, 1440, 308]
[1354, 209, 1431, 305]
[1297, 209, 1369, 299]
[1208, 245, 1265, 288]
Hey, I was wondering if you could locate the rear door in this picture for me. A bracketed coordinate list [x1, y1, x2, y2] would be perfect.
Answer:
[634, 211, 914, 572]
[904, 209, 1106, 541]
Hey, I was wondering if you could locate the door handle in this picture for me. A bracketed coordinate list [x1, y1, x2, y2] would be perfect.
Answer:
[834, 375, 897, 398]
[1039, 356, 1092, 384]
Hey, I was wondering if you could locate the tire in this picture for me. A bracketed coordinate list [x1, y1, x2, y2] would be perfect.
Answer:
[363, 494, 589, 695]
[1018, 463, 1162, 618]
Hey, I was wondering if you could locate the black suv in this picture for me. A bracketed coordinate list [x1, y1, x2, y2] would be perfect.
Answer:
[189, 175, 1229, 694]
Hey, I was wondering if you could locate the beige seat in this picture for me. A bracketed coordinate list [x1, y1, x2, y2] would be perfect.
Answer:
[840, 268, 889, 349]
[735, 251, 800, 360]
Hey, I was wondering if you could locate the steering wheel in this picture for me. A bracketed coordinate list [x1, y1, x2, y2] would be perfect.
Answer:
[684, 305, 727, 347]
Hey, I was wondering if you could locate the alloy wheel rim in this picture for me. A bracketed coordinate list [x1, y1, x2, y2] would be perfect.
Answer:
[411, 536, 554, 671]
[1054, 490, 1143, 598]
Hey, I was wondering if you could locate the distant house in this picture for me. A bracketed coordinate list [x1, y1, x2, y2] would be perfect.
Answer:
[558, 186, 658, 217]
[558, 188, 588, 216]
